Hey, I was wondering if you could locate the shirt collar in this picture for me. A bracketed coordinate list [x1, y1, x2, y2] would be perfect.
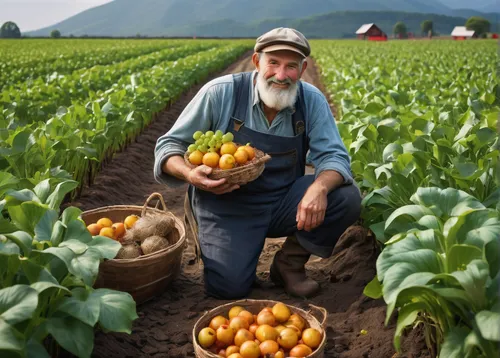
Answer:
[251, 70, 299, 114]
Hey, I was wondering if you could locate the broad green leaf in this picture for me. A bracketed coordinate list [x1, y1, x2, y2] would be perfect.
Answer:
[61, 207, 82, 226]
[20, 260, 58, 285]
[7, 202, 48, 236]
[363, 276, 382, 299]
[87, 236, 121, 259]
[46, 180, 78, 210]
[4, 231, 32, 257]
[26, 339, 50, 358]
[68, 248, 102, 286]
[41, 247, 75, 271]
[47, 316, 94, 358]
[452, 260, 490, 311]
[410, 187, 485, 218]
[93, 288, 138, 333]
[34, 209, 58, 243]
[0, 319, 24, 353]
[0, 285, 38, 325]
[475, 310, 500, 342]
[60, 239, 88, 255]
[382, 143, 403, 162]
[440, 326, 468, 358]
[33, 179, 51, 203]
[63, 219, 92, 244]
[447, 245, 483, 273]
[57, 288, 100, 327]
[385, 205, 434, 233]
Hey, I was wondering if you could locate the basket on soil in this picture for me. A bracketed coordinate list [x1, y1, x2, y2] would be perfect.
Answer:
[81, 192, 186, 305]
[193, 299, 327, 358]
[184, 145, 271, 186]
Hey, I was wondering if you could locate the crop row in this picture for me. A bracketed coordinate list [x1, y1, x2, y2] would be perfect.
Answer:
[0, 42, 252, 197]
[0, 39, 189, 89]
[312, 39, 499, 356]
[1, 42, 224, 125]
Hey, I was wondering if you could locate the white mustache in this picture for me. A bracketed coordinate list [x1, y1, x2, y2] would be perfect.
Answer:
[267, 76, 293, 85]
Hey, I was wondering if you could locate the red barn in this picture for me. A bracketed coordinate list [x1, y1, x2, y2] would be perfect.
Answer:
[355, 23, 387, 41]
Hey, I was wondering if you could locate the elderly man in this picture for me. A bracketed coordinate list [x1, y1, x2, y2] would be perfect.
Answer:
[154, 28, 361, 299]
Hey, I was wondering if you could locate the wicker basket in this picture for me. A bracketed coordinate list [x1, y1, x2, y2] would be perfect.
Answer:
[184, 145, 271, 186]
[192, 299, 327, 358]
[81, 193, 186, 305]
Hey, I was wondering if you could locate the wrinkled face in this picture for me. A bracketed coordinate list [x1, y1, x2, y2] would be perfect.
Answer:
[254, 50, 306, 111]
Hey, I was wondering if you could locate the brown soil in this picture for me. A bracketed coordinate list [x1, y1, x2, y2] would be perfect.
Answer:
[69, 51, 428, 358]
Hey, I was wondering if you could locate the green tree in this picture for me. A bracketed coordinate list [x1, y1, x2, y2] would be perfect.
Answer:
[465, 16, 490, 37]
[50, 29, 61, 38]
[421, 20, 433, 35]
[0, 21, 21, 38]
[393, 21, 407, 39]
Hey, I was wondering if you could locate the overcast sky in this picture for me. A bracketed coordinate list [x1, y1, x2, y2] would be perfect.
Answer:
[0, 0, 113, 32]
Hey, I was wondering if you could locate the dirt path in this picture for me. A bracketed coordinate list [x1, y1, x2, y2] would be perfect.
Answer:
[70, 51, 427, 358]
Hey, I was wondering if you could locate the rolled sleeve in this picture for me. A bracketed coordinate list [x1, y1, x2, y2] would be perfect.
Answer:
[153, 82, 218, 187]
[307, 97, 353, 185]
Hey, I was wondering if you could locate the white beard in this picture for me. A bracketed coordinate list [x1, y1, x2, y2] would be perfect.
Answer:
[256, 70, 298, 111]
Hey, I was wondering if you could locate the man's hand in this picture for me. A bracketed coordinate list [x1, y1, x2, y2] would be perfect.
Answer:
[187, 165, 240, 195]
[296, 184, 328, 232]
[296, 170, 344, 232]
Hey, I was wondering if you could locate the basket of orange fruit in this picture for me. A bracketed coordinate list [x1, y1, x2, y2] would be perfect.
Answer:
[184, 130, 271, 186]
[193, 299, 327, 358]
[81, 192, 186, 304]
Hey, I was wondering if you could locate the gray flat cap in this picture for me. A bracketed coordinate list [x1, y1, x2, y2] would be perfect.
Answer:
[254, 27, 311, 58]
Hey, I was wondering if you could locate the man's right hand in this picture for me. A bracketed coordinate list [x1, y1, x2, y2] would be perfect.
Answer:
[187, 165, 240, 195]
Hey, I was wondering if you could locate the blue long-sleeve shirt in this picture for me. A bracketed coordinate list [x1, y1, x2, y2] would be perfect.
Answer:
[154, 70, 353, 187]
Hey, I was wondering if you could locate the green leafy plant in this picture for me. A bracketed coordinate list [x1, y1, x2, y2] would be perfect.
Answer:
[0, 179, 138, 357]
[364, 187, 500, 356]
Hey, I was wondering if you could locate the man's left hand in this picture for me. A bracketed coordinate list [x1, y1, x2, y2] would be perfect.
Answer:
[296, 183, 328, 232]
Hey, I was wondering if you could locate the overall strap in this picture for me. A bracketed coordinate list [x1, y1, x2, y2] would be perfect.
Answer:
[293, 81, 309, 174]
[231, 71, 253, 120]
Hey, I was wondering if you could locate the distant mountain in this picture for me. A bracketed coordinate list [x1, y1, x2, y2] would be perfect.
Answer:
[438, 0, 497, 11]
[166, 11, 489, 39]
[25, 0, 498, 37]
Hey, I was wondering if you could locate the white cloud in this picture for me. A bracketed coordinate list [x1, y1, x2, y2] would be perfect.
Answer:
[0, 0, 113, 32]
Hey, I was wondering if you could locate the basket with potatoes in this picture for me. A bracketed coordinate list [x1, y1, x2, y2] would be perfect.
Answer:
[81, 192, 186, 304]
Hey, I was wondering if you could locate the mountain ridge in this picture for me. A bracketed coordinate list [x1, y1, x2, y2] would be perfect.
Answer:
[25, 0, 499, 37]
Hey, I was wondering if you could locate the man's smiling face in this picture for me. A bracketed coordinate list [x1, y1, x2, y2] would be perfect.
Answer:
[253, 50, 307, 111]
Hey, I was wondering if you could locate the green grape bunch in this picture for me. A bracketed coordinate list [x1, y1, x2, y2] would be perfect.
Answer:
[187, 130, 237, 155]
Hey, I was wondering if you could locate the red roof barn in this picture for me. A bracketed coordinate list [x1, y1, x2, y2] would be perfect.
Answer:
[355, 23, 387, 41]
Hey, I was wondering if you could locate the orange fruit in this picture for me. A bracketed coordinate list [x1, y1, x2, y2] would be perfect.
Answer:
[96, 217, 112, 228]
[220, 142, 237, 156]
[99, 227, 115, 239]
[112, 222, 126, 241]
[233, 149, 248, 165]
[123, 215, 139, 229]
[202, 152, 220, 168]
[242, 145, 255, 160]
[189, 150, 204, 165]
[87, 223, 102, 236]
[219, 154, 236, 170]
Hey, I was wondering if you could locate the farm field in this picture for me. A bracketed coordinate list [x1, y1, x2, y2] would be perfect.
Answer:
[0, 38, 498, 358]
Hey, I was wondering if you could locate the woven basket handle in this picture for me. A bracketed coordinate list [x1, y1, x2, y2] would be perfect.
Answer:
[308, 304, 328, 327]
[258, 154, 272, 164]
[141, 192, 168, 216]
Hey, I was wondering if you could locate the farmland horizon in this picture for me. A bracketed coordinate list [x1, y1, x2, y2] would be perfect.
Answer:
[1, 0, 498, 38]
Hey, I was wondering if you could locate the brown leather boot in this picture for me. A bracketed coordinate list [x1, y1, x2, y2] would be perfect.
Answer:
[269, 235, 320, 298]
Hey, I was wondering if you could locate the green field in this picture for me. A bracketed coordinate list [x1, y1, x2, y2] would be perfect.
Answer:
[0, 38, 498, 358]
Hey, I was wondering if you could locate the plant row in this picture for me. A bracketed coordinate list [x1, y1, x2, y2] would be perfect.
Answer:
[312, 39, 499, 357]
